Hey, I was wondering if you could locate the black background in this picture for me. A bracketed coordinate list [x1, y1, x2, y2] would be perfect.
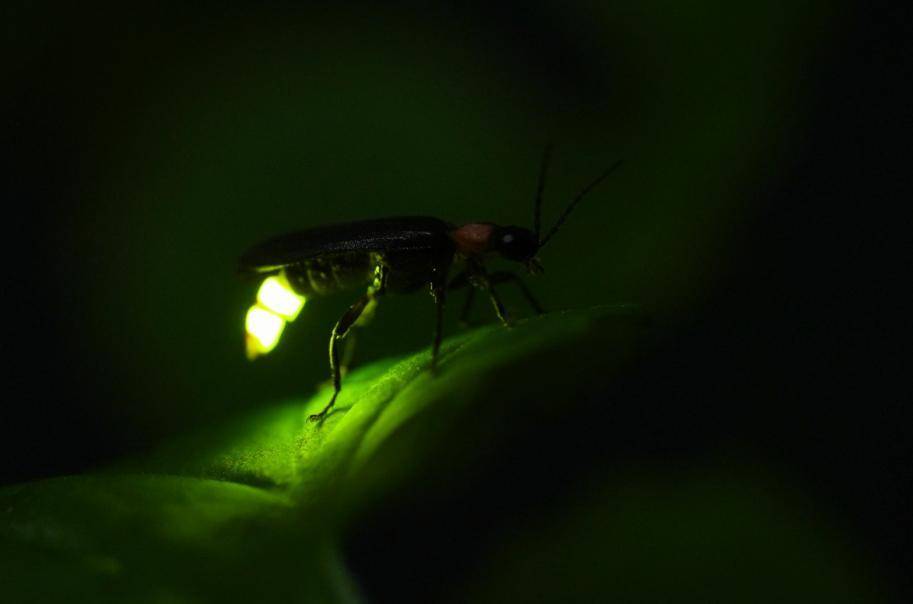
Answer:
[5, 1, 911, 599]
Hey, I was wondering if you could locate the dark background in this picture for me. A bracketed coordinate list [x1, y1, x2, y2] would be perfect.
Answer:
[5, 0, 910, 599]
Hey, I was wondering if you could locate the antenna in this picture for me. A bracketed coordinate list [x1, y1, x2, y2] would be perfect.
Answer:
[538, 159, 624, 250]
[533, 143, 554, 242]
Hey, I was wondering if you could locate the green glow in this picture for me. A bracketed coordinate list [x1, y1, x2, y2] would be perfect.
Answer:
[257, 275, 305, 320]
[244, 273, 307, 360]
[245, 306, 286, 360]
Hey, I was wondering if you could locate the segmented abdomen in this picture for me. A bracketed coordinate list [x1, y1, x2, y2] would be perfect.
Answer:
[284, 251, 377, 297]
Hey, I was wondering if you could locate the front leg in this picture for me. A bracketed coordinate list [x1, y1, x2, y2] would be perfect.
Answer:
[448, 264, 512, 327]
[447, 269, 476, 326]
[487, 270, 544, 315]
[471, 264, 512, 327]
[486, 284, 512, 327]
[430, 281, 447, 373]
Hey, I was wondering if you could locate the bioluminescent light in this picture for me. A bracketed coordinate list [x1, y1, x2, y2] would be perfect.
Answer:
[244, 272, 308, 360]
[245, 306, 285, 360]
[257, 275, 305, 320]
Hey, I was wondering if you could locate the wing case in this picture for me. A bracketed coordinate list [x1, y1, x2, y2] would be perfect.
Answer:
[238, 216, 454, 274]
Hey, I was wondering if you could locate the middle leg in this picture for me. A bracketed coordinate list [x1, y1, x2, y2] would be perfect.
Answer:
[487, 270, 544, 315]
[448, 266, 512, 327]
[430, 282, 447, 372]
[447, 269, 475, 326]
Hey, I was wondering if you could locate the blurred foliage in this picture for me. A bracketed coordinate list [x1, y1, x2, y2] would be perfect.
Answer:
[0, 308, 880, 601]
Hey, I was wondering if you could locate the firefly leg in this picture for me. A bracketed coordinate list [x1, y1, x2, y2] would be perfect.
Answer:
[449, 266, 513, 326]
[466, 264, 512, 326]
[430, 283, 447, 372]
[339, 296, 378, 376]
[459, 287, 476, 326]
[447, 270, 475, 326]
[310, 265, 387, 423]
[309, 294, 373, 423]
[487, 271, 544, 315]
[339, 331, 357, 377]
[486, 285, 512, 327]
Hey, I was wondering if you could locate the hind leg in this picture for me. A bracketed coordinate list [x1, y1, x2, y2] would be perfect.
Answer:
[308, 294, 374, 422]
[310, 264, 388, 423]
[338, 295, 378, 377]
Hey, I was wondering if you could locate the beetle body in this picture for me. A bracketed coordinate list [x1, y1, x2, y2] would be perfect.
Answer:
[239, 149, 622, 422]
[239, 217, 457, 297]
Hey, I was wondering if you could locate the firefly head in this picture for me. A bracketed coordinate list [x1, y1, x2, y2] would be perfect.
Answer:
[494, 146, 621, 275]
[451, 147, 621, 276]
[494, 226, 539, 263]
[493, 225, 543, 274]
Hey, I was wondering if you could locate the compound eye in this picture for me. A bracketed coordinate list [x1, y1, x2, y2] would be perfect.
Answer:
[497, 227, 536, 261]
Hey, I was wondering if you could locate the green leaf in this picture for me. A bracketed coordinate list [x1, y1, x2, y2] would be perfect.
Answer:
[0, 306, 880, 602]
[1, 306, 644, 602]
